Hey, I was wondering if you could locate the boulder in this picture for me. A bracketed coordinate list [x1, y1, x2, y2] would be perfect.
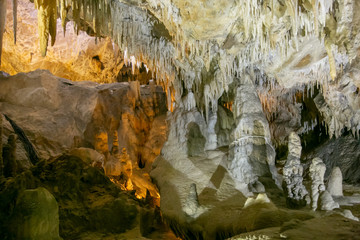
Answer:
[12, 187, 61, 240]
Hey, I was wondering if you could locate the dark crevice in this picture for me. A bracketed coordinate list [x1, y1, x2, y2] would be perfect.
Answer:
[138, 153, 145, 169]
[4, 115, 39, 165]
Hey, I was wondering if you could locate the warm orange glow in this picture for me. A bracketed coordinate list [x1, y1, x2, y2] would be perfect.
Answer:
[108, 175, 160, 205]
[223, 101, 233, 112]
[258, 92, 277, 114]
[94, 132, 109, 155]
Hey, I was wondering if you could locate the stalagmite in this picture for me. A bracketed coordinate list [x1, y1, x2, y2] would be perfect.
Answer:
[327, 167, 343, 197]
[309, 157, 339, 211]
[309, 157, 326, 211]
[0, 0, 7, 65]
[283, 132, 308, 207]
[244, 193, 271, 208]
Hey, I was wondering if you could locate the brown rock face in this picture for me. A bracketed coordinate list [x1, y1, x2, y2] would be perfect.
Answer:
[0, 69, 168, 199]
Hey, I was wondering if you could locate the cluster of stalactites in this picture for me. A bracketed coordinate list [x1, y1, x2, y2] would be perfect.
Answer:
[0, 0, 354, 124]
[139, 0, 346, 121]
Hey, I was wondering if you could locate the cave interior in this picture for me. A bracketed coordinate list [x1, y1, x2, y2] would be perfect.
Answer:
[1, 0, 360, 239]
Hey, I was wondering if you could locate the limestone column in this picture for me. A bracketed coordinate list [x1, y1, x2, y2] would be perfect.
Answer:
[228, 74, 279, 194]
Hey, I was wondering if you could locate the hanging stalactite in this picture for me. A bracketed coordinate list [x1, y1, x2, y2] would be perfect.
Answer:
[34, 0, 57, 57]
[12, 0, 17, 44]
[0, 0, 7, 65]
[60, 0, 67, 36]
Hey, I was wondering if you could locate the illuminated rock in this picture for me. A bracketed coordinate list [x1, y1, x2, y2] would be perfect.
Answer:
[0, 70, 166, 201]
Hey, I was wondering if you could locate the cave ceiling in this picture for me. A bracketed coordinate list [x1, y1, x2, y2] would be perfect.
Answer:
[0, 0, 360, 139]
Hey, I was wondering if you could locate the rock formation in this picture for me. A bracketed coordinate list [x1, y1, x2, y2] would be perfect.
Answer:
[0, 70, 166, 200]
[228, 75, 279, 194]
[283, 132, 308, 207]
[0, 152, 151, 239]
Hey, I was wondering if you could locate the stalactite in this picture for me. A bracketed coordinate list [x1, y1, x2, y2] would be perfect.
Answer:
[0, 0, 7, 65]
[60, 0, 67, 36]
[325, 41, 337, 80]
[34, 0, 57, 56]
[13, 0, 17, 44]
